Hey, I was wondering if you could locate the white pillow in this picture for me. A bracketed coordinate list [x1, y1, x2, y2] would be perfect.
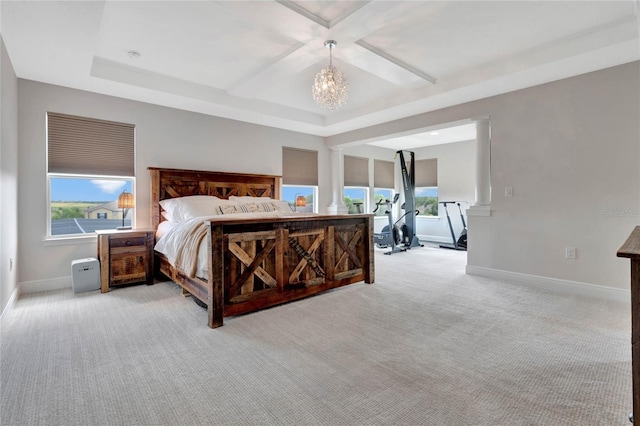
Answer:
[159, 196, 231, 222]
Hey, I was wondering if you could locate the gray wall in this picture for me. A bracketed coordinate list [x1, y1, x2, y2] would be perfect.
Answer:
[330, 62, 640, 291]
[17, 80, 326, 290]
[471, 62, 639, 289]
[1, 36, 19, 315]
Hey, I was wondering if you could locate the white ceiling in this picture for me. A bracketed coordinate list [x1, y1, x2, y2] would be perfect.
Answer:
[2, 1, 638, 147]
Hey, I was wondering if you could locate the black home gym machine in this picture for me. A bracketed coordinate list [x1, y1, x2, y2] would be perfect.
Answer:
[373, 193, 403, 254]
[438, 201, 467, 251]
[373, 150, 423, 254]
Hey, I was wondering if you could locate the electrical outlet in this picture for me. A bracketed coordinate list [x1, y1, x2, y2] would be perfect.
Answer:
[565, 247, 576, 259]
[9, 257, 13, 271]
[505, 186, 513, 197]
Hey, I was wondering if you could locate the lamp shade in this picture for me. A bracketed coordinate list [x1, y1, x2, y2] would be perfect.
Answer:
[117, 191, 135, 209]
[295, 195, 307, 208]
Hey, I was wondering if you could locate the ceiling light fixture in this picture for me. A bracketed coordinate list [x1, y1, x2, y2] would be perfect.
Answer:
[312, 40, 349, 111]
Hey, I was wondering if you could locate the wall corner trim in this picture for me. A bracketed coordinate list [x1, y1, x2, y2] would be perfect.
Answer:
[465, 265, 630, 304]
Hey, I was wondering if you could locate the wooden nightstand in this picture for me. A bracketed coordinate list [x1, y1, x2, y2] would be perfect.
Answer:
[96, 229, 155, 293]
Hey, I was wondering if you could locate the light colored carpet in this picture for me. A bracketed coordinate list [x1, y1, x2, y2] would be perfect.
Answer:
[1, 246, 632, 426]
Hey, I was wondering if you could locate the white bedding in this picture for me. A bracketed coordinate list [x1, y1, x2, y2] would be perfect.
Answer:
[155, 211, 311, 279]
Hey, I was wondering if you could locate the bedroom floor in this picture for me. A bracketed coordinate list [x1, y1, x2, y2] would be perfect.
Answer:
[1, 246, 632, 426]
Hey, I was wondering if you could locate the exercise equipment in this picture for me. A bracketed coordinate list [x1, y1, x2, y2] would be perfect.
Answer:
[373, 194, 405, 254]
[439, 201, 467, 251]
[396, 150, 423, 250]
[372, 151, 423, 255]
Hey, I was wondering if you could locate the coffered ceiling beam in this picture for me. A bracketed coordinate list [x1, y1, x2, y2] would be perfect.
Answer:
[275, 0, 372, 29]
[228, 0, 434, 97]
[355, 40, 437, 84]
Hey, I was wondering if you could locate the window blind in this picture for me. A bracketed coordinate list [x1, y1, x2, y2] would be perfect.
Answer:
[415, 158, 438, 187]
[344, 155, 369, 187]
[282, 147, 318, 185]
[374, 159, 394, 188]
[47, 112, 135, 176]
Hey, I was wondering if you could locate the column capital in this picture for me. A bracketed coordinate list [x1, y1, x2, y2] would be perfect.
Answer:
[471, 115, 491, 124]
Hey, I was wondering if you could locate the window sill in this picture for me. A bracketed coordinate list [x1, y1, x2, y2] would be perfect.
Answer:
[43, 234, 97, 246]
[417, 216, 440, 221]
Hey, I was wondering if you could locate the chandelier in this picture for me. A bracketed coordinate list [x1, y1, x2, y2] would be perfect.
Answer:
[312, 40, 349, 111]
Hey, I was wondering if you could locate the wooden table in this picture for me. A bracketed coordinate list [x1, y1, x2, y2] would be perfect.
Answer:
[617, 226, 640, 424]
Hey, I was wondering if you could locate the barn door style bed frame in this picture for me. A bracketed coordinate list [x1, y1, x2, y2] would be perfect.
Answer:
[150, 167, 375, 328]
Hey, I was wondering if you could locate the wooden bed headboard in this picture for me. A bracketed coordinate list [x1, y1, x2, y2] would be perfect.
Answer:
[149, 167, 282, 230]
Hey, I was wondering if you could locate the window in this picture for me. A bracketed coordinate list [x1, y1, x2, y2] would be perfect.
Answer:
[343, 187, 368, 214]
[414, 158, 438, 217]
[282, 185, 316, 212]
[373, 188, 394, 216]
[343, 155, 369, 214]
[47, 113, 135, 238]
[282, 147, 318, 213]
[373, 159, 395, 216]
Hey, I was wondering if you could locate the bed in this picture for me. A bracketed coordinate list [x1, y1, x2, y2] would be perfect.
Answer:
[150, 167, 375, 328]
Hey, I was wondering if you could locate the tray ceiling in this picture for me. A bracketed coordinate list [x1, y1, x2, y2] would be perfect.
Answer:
[2, 1, 638, 138]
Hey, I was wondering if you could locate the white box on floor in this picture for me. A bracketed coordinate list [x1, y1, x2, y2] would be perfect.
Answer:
[71, 258, 100, 293]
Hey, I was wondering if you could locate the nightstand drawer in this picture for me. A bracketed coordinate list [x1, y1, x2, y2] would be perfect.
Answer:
[109, 235, 147, 249]
[111, 245, 147, 255]
[110, 254, 148, 286]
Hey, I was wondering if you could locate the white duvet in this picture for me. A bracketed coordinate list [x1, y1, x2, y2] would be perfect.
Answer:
[154, 211, 310, 279]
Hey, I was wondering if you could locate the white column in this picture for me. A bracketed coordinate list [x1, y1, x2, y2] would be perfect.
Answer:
[474, 117, 491, 206]
[326, 147, 348, 214]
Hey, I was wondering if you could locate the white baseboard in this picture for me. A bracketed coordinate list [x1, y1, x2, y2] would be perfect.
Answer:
[465, 265, 630, 304]
[20, 276, 71, 294]
[0, 286, 20, 320]
[418, 235, 450, 244]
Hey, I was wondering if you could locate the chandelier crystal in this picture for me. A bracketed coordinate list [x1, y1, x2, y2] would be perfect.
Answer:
[312, 40, 349, 111]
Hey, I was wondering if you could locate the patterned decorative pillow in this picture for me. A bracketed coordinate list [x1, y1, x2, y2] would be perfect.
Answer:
[269, 200, 294, 212]
[238, 202, 277, 213]
[216, 204, 242, 215]
[216, 202, 278, 214]
[228, 196, 293, 213]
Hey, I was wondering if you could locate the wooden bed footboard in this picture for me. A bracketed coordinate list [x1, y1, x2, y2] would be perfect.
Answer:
[206, 215, 374, 327]
[149, 167, 374, 328]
